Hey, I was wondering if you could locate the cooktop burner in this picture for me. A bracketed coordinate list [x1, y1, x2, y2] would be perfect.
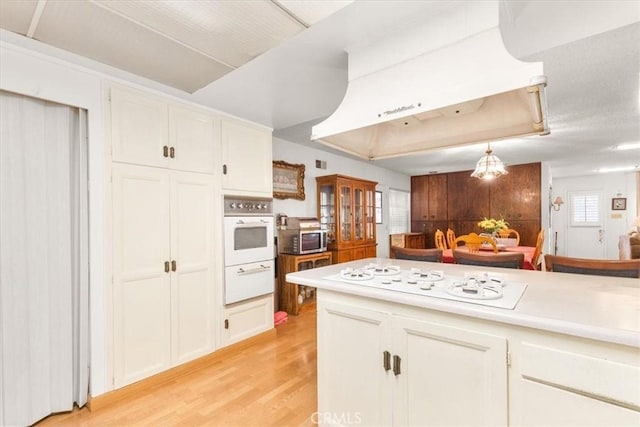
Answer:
[327, 264, 527, 309]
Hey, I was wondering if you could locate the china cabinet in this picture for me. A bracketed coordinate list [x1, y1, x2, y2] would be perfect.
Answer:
[278, 252, 332, 315]
[316, 174, 377, 263]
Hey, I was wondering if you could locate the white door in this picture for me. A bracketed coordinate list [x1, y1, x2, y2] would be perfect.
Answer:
[566, 190, 606, 258]
[317, 300, 393, 426]
[110, 86, 169, 168]
[113, 164, 171, 388]
[392, 315, 508, 427]
[170, 171, 216, 364]
[169, 106, 217, 174]
[221, 119, 272, 194]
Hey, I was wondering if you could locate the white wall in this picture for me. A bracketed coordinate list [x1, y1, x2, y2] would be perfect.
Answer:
[272, 138, 411, 257]
[550, 172, 638, 259]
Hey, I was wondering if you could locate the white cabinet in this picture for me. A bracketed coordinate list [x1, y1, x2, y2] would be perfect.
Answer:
[110, 86, 217, 173]
[221, 294, 274, 347]
[112, 163, 216, 388]
[221, 118, 272, 195]
[318, 298, 507, 426]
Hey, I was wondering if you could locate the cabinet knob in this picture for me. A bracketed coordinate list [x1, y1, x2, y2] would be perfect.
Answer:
[164, 261, 170, 273]
[169, 146, 175, 159]
[163, 145, 169, 158]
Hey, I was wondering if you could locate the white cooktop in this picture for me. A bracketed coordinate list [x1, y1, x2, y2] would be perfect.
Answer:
[325, 263, 528, 310]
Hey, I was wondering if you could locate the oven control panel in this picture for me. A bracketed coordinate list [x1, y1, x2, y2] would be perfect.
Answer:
[224, 196, 273, 215]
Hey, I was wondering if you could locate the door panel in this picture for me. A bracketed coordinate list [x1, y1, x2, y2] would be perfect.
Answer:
[112, 164, 171, 387]
[111, 87, 168, 168]
[171, 171, 215, 363]
[567, 190, 606, 258]
[393, 316, 508, 427]
[169, 106, 216, 174]
[317, 301, 392, 426]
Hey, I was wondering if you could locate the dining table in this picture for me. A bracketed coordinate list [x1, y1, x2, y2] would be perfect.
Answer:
[442, 245, 537, 270]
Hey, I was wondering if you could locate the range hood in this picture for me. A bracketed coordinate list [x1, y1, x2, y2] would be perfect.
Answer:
[311, 1, 549, 160]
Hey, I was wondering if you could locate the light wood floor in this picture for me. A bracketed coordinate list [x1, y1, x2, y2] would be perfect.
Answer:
[37, 311, 317, 427]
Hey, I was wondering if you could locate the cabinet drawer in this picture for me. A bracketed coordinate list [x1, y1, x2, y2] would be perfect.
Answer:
[521, 342, 640, 409]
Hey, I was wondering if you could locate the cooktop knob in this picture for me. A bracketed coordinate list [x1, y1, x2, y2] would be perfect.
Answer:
[237, 203, 243, 209]
[229, 202, 236, 209]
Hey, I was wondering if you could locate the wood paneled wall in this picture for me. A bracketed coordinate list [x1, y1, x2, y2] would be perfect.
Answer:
[411, 163, 541, 247]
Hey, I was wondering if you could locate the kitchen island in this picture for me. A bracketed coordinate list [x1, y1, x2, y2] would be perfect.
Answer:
[286, 258, 640, 426]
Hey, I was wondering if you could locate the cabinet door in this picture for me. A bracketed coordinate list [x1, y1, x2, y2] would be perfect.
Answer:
[169, 106, 217, 174]
[353, 184, 365, 242]
[318, 300, 393, 426]
[113, 164, 171, 388]
[365, 184, 376, 242]
[411, 176, 429, 221]
[447, 171, 491, 220]
[318, 182, 337, 245]
[170, 171, 215, 364]
[111, 87, 169, 168]
[339, 183, 354, 244]
[221, 294, 273, 346]
[221, 119, 272, 194]
[392, 316, 508, 426]
[427, 174, 448, 220]
[490, 163, 541, 221]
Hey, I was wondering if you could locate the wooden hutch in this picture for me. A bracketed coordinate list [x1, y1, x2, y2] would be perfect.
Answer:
[316, 174, 377, 263]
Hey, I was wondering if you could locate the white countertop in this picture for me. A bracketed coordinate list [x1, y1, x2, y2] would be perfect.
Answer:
[286, 258, 640, 348]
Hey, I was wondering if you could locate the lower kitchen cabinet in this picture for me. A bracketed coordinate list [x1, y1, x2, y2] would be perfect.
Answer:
[318, 299, 508, 426]
[221, 294, 274, 346]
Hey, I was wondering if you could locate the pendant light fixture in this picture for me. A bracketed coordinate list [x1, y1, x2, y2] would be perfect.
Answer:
[470, 142, 508, 180]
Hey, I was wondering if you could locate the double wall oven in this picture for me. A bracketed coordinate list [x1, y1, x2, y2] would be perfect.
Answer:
[223, 196, 274, 304]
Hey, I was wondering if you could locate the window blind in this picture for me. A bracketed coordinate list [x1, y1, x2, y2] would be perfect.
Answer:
[570, 192, 601, 226]
[388, 189, 410, 234]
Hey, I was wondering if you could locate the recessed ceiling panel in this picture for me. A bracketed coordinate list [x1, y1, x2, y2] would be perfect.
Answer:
[33, 1, 233, 92]
[0, 0, 38, 35]
[95, 0, 304, 68]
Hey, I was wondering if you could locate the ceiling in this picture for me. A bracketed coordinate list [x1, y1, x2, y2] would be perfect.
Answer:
[0, 0, 638, 178]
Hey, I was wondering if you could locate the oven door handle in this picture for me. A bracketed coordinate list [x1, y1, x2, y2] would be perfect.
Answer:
[233, 219, 270, 227]
[236, 264, 272, 275]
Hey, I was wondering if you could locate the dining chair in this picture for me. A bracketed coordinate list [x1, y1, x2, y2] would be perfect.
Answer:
[434, 229, 447, 250]
[391, 247, 443, 262]
[531, 230, 544, 270]
[498, 228, 520, 245]
[453, 250, 525, 269]
[446, 228, 456, 249]
[544, 255, 640, 278]
[453, 233, 498, 253]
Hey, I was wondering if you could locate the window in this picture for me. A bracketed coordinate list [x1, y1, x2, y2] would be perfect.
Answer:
[569, 191, 601, 227]
[388, 189, 410, 234]
[375, 191, 383, 224]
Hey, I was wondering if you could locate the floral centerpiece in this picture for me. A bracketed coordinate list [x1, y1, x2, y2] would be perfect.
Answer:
[478, 217, 509, 235]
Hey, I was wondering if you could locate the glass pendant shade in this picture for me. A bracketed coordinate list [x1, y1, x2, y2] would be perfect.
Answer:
[470, 144, 508, 180]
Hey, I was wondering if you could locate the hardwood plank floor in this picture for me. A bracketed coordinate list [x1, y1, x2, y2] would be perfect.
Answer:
[36, 311, 317, 426]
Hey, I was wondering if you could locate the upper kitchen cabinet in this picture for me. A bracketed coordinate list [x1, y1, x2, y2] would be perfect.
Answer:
[110, 85, 217, 174]
[221, 119, 273, 196]
[411, 174, 448, 237]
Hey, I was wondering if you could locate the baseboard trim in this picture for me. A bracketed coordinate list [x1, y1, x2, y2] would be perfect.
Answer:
[88, 328, 277, 412]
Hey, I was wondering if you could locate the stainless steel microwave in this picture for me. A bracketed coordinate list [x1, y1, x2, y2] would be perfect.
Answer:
[278, 228, 328, 255]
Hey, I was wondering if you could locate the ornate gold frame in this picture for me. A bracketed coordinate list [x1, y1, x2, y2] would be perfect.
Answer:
[273, 160, 305, 200]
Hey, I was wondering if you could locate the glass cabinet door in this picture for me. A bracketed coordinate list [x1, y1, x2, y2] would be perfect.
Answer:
[365, 187, 375, 241]
[354, 186, 364, 241]
[340, 184, 352, 242]
[319, 183, 336, 244]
